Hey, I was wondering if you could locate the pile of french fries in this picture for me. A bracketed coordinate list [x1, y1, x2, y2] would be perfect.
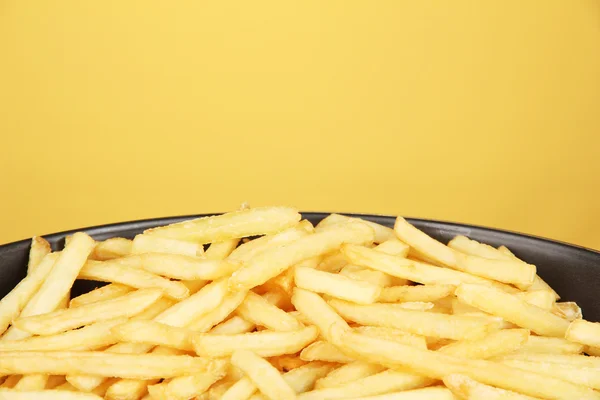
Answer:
[1, 206, 600, 400]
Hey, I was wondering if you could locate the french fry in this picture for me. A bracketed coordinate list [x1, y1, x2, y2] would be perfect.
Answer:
[69, 284, 133, 308]
[499, 359, 600, 389]
[372, 238, 410, 258]
[78, 261, 189, 300]
[338, 265, 395, 287]
[494, 353, 600, 368]
[514, 336, 584, 355]
[453, 251, 536, 288]
[316, 214, 394, 244]
[111, 253, 240, 280]
[220, 377, 258, 400]
[394, 217, 457, 267]
[112, 320, 193, 350]
[0, 318, 126, 352]
[552, 302, 582, 321]
[300, 341, 354, 363]
[297, 369, 434, 400]
[295, 267, 381, 305]
[188, 290, 249, 332]
[566, 319, 600, 347]
[379, 284, 455, 303]
[352, 326, 427, 349]
[448, 235, 511, 260]
[3, 233, 95, 341]
[146, 359, 227, 400]
[13, 374, 47, 391]
[211, 316, 256, 334]
[317, 252, 348, 273]
[516, 291, 555, 311]
[334, 329, 599, 400]
[0, 253, 58, 335]
[455, 284, 570, 337]
[205, 238, 240, 260]
[144, 206, 302, 242]
[13, 289, 162, 335]
[27, 237, 51, 274]
[0, 389, 103, 399]
[315, 361, 385, 389]
[231, 350, 297, 400]
[345, 387, 455, 400]
[92, 237, 132, 260]
[131, 234, 203, 256]
[230, 222, 375, 291]
[437, 329, 529, 359]
[0, 351, 216, 379]
[443, 374, 540, 400]
[342, 245, 519, 293]
[291, 288, 350, 342]
[236, 291, 304, 331]
[329, 299, 496, 340]
[193, 326, 319, 357]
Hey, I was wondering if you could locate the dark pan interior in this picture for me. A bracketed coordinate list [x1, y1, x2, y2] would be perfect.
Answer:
[1, 213, 599, 321]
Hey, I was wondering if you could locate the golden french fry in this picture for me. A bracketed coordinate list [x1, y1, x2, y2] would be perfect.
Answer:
[291, 288, 350, 342]
[315, 361, 385, 389]
[342, 245, 519, 293]
[78, 260, 189, 300]
[193, 326, 319, 357]
[514, 335, 585, 355]
[144, 206, 301, 242]
[494, 353, 600, 367]
[515, 291, 555, 311]
[453, 251, 536, 288]
[295, 266, 381, 305]
[316, 214, 394, 244]
[131, 234, 203, 256]
[230, 221, 375, 291]
[232, 350, 297, 400]
[455, 284, 570, 337]
[112, 320, 193, 350]
[3, 233, 95, 341]
[188, 290, 249, 332]
[0, 351, 216, 379]
[378, 284, 455, 303]
[499, 359, 600, 389]
[147, 359, 227, 400]
[0, 389, 103, 399]
[552, 302, 582, 321]
[92, 237, 132, 261]
[394, 217, 456, 267]
[13, 289, 162, 335]
[448, 235, 510, 260]
[27, 237, 51, 274]
[0, 253, 58, 335]
[333, 329, 599, 400]
[69, 284, 133, 308]
[443, 374, 540, 400]
[338, 265, 395, 287]
[205, 238, 240, 260]
[0, 318, 126, 352]
[566, 319, 600, 347]
[317, 252, 348, 273]
[352, 326, 427, 349]
[235, 291, 303, 331]
[329, 299, 496, 340]
[345, 387, 455, 400]
[300, 341, 354, 363]
[437, 329, 529, 359]
[210, 316, 256, 334]
[297, 369, 433, 400]
[373, 238, 410, 258]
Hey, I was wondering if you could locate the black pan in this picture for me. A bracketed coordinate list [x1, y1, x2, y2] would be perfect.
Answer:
[1, 213, 599, 321]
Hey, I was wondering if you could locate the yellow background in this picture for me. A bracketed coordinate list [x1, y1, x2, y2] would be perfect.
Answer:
[1, 1, 599, 249]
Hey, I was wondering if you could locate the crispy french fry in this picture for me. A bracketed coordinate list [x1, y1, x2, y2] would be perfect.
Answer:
[131, 234, 203, 256]
[13, 374, 47, 391]
[499, 359, 600, 389]
[78, 261, 189, 300]
[205, 238, 240, 260]
[342, 245, 519, 293]
[147, 359, 227, 400]
[210, 316, 256, 334]
[232, 350, 297, 400]
[236, 291, 303, 331]
[0, 389, 103, 399]
[352, 326, 427, 349]
[373, 238, 410, 258]
[144, 207, 302, 242]
[112, 320, 193, 350]
[299, 341, 354, 363]
[455, 284, 570, 337]
[291, 288, 350, 342]
[317, 252, 348, 273]
[230, 222, 375, 291]
[315, 361, 385, 389]
[193, 326, 319, 357]
[379, 284, 455, 303]
[27, 237, 51, 274]
[516, 291, 555, 311]
[345, 387, 455, 400]
[394, 217, 457, 267]
[437, 329, 529, 359]
[3, 233, 95, 341]
[453, 251, 536, 288]
[295, 267, 381, 305]
[566, 319, 600, 347]
[0, 351, 216, 379]
[0, 318, 126, 352]
[13, 289, 162, 335]
[338, 265, 394, 287]
[443, 374, 540, 400]
[552, 302, 582, 321]
[188, 290, 249, 332]
[329, 299, 496, 340]
[92, 237, 132, 260]
[334, 329, 599, 400]
[514, 336, 585, 355]
[316, 214, 394, 244]
[69, 284, 133, 308]
[297, 369, 434, 400]
[0, 253, 59, 335]
[448, 235, 510, 260]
